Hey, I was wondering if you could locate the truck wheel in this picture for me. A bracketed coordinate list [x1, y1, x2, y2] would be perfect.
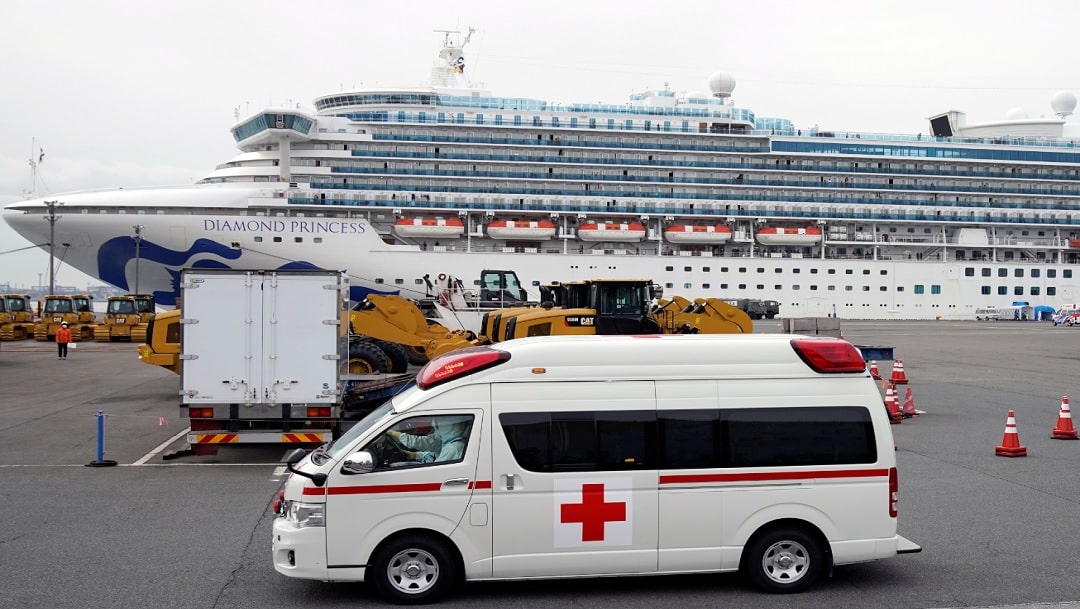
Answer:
[347, 342, 389, 374]
[374, 340, 410, 373]
[742, 526, 825, 593]
[369, 535, 458, 605]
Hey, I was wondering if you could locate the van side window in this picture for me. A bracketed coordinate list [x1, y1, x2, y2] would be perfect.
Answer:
[502, 407, 876, 472]
[367, 414, 474, 470]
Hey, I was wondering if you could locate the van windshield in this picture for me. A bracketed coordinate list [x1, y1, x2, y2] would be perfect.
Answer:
[324, 401, 396, 460]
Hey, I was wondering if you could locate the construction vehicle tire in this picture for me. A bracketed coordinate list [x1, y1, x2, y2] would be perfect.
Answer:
[404, 344, 429, 365]
[347, 341, 389, 375]
[34, 325, 48, 341]
[94, 325, 111, 342]
[131, 325, 147, 344]
[0, 326, 11, 341]
[374, 340, 410, 373]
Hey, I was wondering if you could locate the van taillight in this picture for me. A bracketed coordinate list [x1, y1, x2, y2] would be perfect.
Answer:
[272, 490, 284, 514]
[306, 406, 331, 418]
[889, 467, 899, 518]
[790, 338, 867, 373]
[416, 347, 511, 390]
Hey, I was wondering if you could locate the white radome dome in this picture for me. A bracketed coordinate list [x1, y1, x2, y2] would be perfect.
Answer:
[1051, 91, 1077, 116]
[1006, 107, 1029, 120]
[707, 71, 736, 98]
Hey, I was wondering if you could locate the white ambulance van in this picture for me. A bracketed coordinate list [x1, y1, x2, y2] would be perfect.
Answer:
[272, 334, 920, 604]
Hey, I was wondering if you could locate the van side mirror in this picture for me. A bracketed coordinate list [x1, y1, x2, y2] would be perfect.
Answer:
[283, 448, 328, 487]
[341, 451, 375, 475]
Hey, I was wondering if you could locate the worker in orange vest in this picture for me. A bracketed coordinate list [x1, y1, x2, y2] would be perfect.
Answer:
[56, 321, 73, 360]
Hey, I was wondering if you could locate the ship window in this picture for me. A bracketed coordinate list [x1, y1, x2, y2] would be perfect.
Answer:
[254, 236, 263, 243]
[720, 267, 729, 272]
[665, 266, 674, 271]
[1066, 270, 1074, 279]
[1031, 287, 1041, 296]
[738, 284, 747, 289]
[880, 270, 888, 276]
[845, 269, 853, 275]
[828, 286, 836, 291]
[294, 237, 303, 243]
[998, 287, 1007, 295]
[774, 284, 782, 290]
[395, 279, 404, 285]
[684, 266, 692, 272]
[810, 285, 818, 291]
[982, 286, 992, 295]
[793, 268, 801, 274]
[684, 283, 692, 289]
[828, 269, 836, 275]
[703, 267, 711, 272]
[1014, 287, 1024, 296]
[375, 278, 385, 284]
[1048, 287, 1057, 296]
[664, 282, 674, 289]
[981, 268, 991, 277]
[862, 269, 871, 275]
[1031, 269, 1041, 278]
[863, 286, 870, 291]
[880, 286, 888, 292]
[965, 268, 975, 277]
[702, 283, 711, 289]
[792, 285, 800, 290]
[1014, 269, 1024, 278]
[914, 285, 925, 294]
[998, 269, 1008, 277]
[810, 268, 818, 274]
[775, 268, 782, 274]
[931, 285, 941, 294]
[756, 284, 764, 290]
[1048, 269, 1057, 278]
[273, 237, 282, 243]
[756, 268, 764, 273]
[738, 267, 747, 273]
[896, 286, 904, 292]
[719, 283, 728, 289]
[845, 286, 854, 291]
[314, 237, 323, 243]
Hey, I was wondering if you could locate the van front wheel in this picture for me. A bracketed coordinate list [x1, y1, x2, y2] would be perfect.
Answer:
[743, 527, 824, 593]
[370, 535, 458, 605]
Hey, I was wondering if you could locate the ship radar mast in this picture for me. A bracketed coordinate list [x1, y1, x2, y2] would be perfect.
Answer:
[430, 27, 476, 89]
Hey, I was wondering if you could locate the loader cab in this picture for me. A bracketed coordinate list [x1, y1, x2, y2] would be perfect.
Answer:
[107, 298, 137, 315]
[505, 279, 660, 339]
[477, 269, 528, 308]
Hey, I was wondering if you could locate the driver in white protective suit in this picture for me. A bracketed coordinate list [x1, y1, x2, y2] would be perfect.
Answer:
[387, 417, 471, 464]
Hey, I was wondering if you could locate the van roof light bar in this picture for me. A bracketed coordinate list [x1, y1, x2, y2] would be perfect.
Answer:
[790, 338, 867, 373]
[416, 347, 511, 390]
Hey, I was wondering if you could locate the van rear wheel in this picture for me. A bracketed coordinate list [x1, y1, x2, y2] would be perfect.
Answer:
[743, 527, 824, 593]
[369, 535, 458, 605]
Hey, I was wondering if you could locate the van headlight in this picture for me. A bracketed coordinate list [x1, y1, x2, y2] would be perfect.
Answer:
[284, 501, 325, 528]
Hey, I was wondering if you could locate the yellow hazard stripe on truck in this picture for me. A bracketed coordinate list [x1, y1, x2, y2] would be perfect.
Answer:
[282, 433, 325, 443]
[193, 433, 239, 444]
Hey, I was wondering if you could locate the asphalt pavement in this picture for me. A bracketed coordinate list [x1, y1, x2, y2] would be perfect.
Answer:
[1, 321, 1079, 609]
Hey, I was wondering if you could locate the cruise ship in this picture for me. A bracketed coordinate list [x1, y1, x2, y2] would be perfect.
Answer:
[7, 28, 1080, 321]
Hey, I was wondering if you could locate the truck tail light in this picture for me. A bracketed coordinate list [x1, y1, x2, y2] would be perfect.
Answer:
[189, 407, 214, 418]
[306, 406, 332, 418]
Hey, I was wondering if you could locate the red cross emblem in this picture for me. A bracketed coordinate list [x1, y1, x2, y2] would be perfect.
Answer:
[559, 483, 627, 542]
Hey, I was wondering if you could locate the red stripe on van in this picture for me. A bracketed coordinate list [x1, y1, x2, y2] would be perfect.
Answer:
[304, 480, 495, 496]
[660, 468, 890, 485]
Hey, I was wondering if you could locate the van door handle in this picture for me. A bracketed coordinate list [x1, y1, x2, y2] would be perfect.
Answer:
[506, 473, 516, 490]
[442, 478, 470, 488]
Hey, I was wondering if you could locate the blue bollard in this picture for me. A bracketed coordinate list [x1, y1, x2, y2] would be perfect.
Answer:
[86, 409, 118, 467]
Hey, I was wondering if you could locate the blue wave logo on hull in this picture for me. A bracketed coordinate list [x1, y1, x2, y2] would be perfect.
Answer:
[96, 236, 397, 306]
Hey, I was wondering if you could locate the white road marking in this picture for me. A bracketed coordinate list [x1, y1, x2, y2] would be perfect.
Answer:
[132, 427, 191, 465]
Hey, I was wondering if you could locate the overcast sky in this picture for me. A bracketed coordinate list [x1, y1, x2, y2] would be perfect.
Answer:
[3, 0, 1080, 289]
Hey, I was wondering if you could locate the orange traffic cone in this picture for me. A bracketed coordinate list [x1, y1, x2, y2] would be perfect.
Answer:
[884, 383, 902, 424]
[889, 359, 909, 385]
[901, 387, 918, 418]
[869, 361, 882, 380]
[1051, 396, 1078, 440]
[995, 410, 1028, 457]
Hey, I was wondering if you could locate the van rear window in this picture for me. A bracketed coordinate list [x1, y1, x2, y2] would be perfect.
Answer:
[500, 406, 876, 473]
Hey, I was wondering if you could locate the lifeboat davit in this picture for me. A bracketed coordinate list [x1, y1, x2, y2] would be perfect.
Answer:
[756, 226, 822, 246]
[487, 219, 557, 241]
[393, 217, 465, 239]
[577, 222, 646, 242]
[664, 224, 732, 244]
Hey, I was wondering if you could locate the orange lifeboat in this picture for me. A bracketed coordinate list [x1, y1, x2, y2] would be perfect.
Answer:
[1070, 239, 1080, 249]
[487, 219, 557, 241]
[392, 217, 465, 239]
[756, 226, 822, 246]
[576, 222, 646, 242]
[664, 224, 732, 244]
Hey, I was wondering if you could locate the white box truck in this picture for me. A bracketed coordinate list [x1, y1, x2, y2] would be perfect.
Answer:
[179, 268, 347, 454]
